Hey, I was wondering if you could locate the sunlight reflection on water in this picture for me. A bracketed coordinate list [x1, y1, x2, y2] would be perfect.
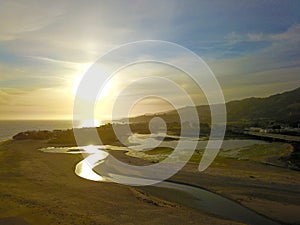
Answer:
[75, 154, 107, 181]
[40, 145, 110, 182]
[39, 138, 279, 225]
[39, 136, 268, 182]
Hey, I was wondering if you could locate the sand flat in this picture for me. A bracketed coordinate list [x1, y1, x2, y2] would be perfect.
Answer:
[0, 140, 242, 225]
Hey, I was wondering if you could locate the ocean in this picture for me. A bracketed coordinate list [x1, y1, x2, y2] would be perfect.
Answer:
[0, 120, 75, 141]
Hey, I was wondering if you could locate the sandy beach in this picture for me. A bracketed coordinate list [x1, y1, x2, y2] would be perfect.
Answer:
[0, 140, 300, 225]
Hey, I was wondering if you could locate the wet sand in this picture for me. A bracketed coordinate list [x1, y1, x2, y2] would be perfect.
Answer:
[171, 160, 300, 224]
[1, 140, 300, 224]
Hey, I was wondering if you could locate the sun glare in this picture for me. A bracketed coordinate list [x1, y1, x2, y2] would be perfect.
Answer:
[71, 75, 83, 95]
[75, 159, 105, 182]
[71, 63, 92, 95]
[79, 119, 101, 128]
[71, 73, 114, 101]
[98, 78, 113, 100]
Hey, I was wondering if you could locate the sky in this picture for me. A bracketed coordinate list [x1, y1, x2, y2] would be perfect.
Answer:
[0, 0, 300, 121]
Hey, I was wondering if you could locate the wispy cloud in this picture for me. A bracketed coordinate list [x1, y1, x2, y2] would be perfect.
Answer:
[0, 0, 66, 41]
[0, 0, 300, 119]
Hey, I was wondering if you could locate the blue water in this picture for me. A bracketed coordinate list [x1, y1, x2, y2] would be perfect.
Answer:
[0, 120, 75, 141]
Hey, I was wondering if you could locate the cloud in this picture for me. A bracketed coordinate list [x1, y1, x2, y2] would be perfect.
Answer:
[0, 87, 74, 119]
[0, 89, 11, 105]
[207, 23, 300, 100]
[0, 0, 181, 63]
[0, 1, 300, 119]
[225, 23, 300, 44]
[211, 23, 300, 75]
[0, 0, 66, 41]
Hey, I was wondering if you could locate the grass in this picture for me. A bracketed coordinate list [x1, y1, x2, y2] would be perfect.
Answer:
[144, 147, 173, 155]
[142, 142, 293, 165]
[143, 147, 204, 163]
[237, 143, 292, 161]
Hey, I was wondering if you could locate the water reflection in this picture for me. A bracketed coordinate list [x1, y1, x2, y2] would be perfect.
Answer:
[39, 138, 279, 225]
[75, 153, 108, 181]
[40, 145, 109, 182]
[39, 137, 269, 182]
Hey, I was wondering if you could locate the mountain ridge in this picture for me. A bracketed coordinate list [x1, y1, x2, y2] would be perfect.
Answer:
[126, 87, 300, 125]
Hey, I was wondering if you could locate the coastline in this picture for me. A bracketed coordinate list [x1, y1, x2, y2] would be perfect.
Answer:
[1, 140, 300, 224]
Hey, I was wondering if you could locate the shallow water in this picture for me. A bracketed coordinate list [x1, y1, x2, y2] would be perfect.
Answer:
[143, 181, 279, 225]
[126, 134, 269, 161]
[39, 137, 279, 225]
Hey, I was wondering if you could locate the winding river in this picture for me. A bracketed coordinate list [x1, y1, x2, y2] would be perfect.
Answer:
[40, 136, 280, 225]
